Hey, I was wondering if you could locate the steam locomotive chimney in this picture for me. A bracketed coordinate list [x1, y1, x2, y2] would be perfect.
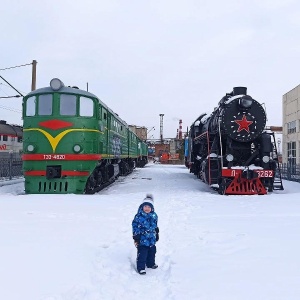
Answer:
[179, 119, 183, 140]
[233, 87, 247, 95]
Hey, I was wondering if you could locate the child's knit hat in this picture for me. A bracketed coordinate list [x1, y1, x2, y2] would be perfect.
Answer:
[142, 193, 154, 207]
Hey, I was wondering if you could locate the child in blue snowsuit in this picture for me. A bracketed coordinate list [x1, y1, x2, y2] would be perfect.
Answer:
[132, 194, 159, 275]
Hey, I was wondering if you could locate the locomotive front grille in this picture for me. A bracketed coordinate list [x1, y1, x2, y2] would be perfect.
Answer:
[38, 181, 69, 193]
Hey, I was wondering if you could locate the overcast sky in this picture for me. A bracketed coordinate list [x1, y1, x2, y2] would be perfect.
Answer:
[1, 0, 299, 139]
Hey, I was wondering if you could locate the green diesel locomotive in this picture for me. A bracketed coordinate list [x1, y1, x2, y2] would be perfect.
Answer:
[22, 78, 148, 194]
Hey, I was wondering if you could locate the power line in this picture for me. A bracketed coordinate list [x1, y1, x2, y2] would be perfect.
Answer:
[0, 85, 9, 96]
[0, 95, 21, 98]
[0, 62, 32, 71]
[0, 75, 23, 96]
[0, 104, 21, 113]
[0, 60, 37, 94]
[0, 83, 27, 95]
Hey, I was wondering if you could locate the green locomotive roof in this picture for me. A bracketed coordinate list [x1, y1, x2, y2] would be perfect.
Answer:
[26, 86, 98, 99]
[25, 86, 129, 126]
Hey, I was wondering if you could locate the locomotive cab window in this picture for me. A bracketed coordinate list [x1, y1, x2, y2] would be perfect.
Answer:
[26, 96, 36, 116]
[60, 94, 76, 115]
[79, 97, 94, 117]
[38, 94, 52, 115]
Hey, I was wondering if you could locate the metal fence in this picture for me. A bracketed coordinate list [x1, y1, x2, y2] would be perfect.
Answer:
[0, 156, 299, 183]
[0, 154, 23, 180]
[280, 163, 300, 182]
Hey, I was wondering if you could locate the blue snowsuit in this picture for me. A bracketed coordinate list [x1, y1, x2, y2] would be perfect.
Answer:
[132, 202, 158, 271]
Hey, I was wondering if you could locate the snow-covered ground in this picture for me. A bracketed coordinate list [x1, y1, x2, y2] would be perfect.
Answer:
[1, 163, 300, 300]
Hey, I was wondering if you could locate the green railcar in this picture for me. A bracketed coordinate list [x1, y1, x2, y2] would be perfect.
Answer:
[22, 78, 148, 194]
[136, 136, 148, 167]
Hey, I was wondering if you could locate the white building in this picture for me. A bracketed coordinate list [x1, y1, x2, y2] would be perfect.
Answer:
[282, 84, 300, 165]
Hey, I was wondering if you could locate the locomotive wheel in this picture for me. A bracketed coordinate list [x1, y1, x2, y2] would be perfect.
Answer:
[85, 170, 103, 194]
[96, 170, 103, 187]
[85, 172, 97, 194]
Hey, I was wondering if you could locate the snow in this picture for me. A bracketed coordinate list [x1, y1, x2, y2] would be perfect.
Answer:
[226, 165, 264, 170]
[1, 163, 300, 300]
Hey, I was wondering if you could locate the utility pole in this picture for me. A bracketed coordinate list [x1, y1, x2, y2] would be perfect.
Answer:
[159, 114, 164, 143]
[31, 60, 37, 91]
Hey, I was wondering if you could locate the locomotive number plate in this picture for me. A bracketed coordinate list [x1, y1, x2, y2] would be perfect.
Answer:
[43, 154, 66, 160]
[255, 170, 274, 177]
[222, 169, 274, 178]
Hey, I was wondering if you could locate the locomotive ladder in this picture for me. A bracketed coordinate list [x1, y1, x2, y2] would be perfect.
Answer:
[270, 132, 284, 190]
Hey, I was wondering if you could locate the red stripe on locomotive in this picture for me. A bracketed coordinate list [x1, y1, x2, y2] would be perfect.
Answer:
[24, 170, 89, 176]
[22, 154, 102, 161]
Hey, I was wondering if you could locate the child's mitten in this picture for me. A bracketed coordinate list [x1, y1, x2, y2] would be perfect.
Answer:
[155, 227, 159, 241]
[133, 234, 141, 247]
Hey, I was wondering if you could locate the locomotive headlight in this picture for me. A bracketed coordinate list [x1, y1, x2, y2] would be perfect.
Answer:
[262, 156, 270, 163]
[226, 154, 234, 162]
[73, 144, 81, 153]
[239, 96, 253, 108]
[27, 145, 35, 152]
[50, 78, 64, 91]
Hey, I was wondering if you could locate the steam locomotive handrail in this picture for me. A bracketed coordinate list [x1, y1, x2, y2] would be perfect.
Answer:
[218, 117, 223, 169]
[206, 131, 211, 185]
[194, 131, 208, 141]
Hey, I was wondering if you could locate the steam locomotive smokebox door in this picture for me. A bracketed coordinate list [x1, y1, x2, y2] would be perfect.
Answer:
[221, 99, 266, 142]
[46, 165, 62, 179]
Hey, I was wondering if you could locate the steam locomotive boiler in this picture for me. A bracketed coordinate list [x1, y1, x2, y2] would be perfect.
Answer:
[185, 87, 282, 195]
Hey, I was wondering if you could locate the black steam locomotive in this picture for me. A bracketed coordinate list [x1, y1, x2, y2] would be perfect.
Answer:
[185, 87, 282, 195]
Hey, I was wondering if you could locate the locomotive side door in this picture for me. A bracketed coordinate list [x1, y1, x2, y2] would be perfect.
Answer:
[107, 112, 111, 158]
[102, 108, 108, 156]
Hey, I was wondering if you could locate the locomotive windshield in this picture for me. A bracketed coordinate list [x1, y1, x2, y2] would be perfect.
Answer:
[38, 94, 52, 115]
[60, 95, 94, 117]
[25, 94, 53, 116]
[60, 94, 76, 115]
[25, 94, 94, 117]
[79, 96, 94, 117]
[25, 96, 36, 116]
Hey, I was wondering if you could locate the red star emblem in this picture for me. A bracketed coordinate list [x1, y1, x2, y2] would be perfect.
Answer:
[234, 114, 253, 133]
